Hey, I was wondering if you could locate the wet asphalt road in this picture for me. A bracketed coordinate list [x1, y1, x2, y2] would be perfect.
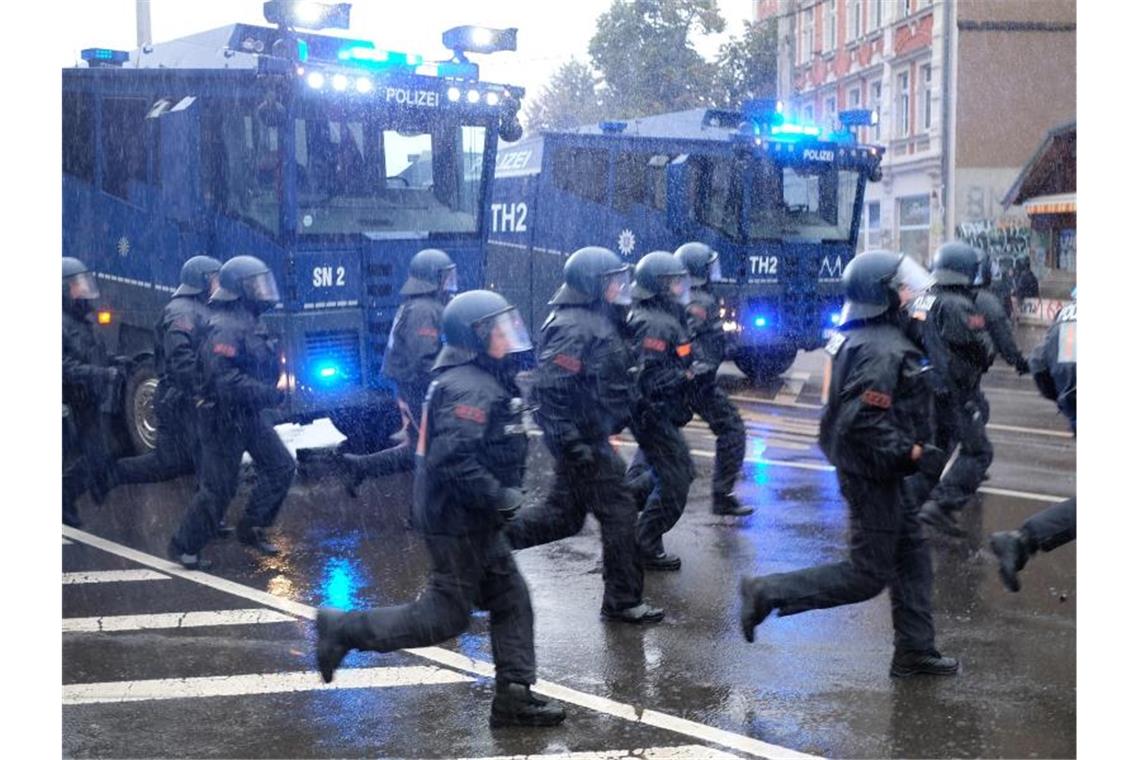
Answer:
[62, 338, 1075, 759]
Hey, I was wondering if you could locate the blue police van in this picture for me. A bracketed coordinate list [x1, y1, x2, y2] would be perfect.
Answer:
[486, 104, 883, 381]
[63, 2, 524, 452]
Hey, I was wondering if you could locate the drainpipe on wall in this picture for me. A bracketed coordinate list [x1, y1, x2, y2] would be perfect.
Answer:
[942, 0, 956, 244]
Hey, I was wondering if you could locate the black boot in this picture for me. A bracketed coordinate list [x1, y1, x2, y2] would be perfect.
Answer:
[738, 576, 775, 643]
[339, 453, 368, 498]
[712, 493, 754, 517]
[641, 551, 682, 572]
[167, 539, 212, 571]
[890, 650, 960, 678]
[237, 523, 280, 556]
[918, 501, 966, 538]
[601, 601, 665, 625]
[490, 682, 566, 728]
[216, 519, 236, 539]
[989, 530, 1032, 592]
[316, 609, 352, 684]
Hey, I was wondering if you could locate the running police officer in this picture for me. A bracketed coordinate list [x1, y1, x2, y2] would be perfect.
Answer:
[112, 256, 221, 488]
[625, 251, 698, 571]
[341, 248, 456, 496]
[316, 290, 566, 728]
[989, 296, 1076, 592]
[674, 242, 751, 517]
[507, 247, 665, 625]
[912, 242, 995, 537]
[739, 251, 959, 678]
[62, 258, 118, 527]
[168, 256, 295, 569]
[972, 248, 1031, 376]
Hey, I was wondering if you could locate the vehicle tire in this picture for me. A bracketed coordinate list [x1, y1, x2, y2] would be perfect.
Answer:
[330, 404, 403, 454]
[123, 359, 160, 455]
[734, 348, 798, 385]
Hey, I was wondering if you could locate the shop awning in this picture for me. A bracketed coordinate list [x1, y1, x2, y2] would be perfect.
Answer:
[1023, 192, 1076, 215]
[1002, 121, 1076, 210]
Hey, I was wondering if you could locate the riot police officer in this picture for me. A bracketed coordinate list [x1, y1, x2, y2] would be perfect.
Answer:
[168, 256, 295, 569]
[674, 242, 751, 517]
[912, 242, 996, 537]
[341, 248, 456, 496]
[62, 258, 118, 527]
[989, 298, 1076, 591]
[972, 249, 1031, 376]
[506, 247, 664, 624]
[112, 256, 222, 488]
[739, 251, 959, 678]
[625, 251, 697, 571]
[316, 291, 566, 728]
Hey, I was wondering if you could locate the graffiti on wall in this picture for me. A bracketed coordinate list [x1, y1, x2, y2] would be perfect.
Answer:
[955, 219, 1032, 257]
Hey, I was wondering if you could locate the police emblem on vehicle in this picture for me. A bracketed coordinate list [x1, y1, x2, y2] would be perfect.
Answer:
[618, 229, 636, 257]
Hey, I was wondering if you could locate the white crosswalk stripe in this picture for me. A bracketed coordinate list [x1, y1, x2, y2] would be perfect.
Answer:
[63, 666, 473, 705]
[455, 745, 744, 760]
[63, 569, 170, 584]
[63, 608, 297, 633]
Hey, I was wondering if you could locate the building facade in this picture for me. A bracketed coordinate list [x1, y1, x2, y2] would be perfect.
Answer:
[758, 0, 1075, 296]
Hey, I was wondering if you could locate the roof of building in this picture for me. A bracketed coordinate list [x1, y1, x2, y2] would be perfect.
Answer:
[1002, 121, 1076, 210]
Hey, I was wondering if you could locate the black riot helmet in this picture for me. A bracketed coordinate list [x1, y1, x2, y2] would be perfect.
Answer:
[972, 248, 993, 289]
[674, 242, 722, 287]
[210, 255, 280, 311]
[401, 248, 457, 297]
[838, 250, 932, 327]
[63, 257, 100, 305]
[550, 246, 632, 306]
[932, 241, 979, 286]
[174, 255, 223, 298]
[435, 290, 532, 369]
[632, 251, 691, 305]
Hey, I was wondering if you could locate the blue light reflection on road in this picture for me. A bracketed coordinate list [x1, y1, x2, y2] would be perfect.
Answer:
[320, 557, 365, 610]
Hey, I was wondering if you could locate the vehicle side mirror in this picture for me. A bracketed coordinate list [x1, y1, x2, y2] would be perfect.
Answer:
[159, 96, 203, 224]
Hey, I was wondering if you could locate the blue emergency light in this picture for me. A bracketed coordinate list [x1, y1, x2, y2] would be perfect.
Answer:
[829, 311, 842, 325]
[753, 316, 768, 328]
[442, 26, 518, 56]
[839, 108, 878, 128]
[81, 48, 129, 67]
[264, 1, 351, 30]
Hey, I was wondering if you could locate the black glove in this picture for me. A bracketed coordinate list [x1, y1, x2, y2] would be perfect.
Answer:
[564, 441, 596, 467]
[1015, 357, 1031, 376]
[497, 487, 524, 522]
[916, 444, 948, 480]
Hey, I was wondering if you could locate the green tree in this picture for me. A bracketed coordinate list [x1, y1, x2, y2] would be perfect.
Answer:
[714, 18, 778, 107]
[588, 0, 725, 118]
[523, 58, 608, 134]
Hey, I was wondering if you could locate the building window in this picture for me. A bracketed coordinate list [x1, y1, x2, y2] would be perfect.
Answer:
[868, 0, 882, 30]
[847, 0, 863, 42]
[895, 70, 910, 137]
[824, 96, 837, 130]
[101, 97, 149, 201]
[802, 104, 815, 124]
[870, 81, 882, 140]
[920, 64, 932, 132]
[896, 0, 909, 19]
[847, 86, 862, 109]
[63, 91, 95, 182]
[897, 194, 931, 262]
[863, 200, 882, 250]
[825, 1, 837, 52]
[799, 8, 815, 63]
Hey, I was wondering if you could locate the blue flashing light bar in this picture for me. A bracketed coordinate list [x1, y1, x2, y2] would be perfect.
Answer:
[315, 364, 340, 381]
[829, 311, 842, 325]
[417, 60, 480, 79]
[753, 316, 768, 328]
[81, 48, 129, 67]
[771, 123, 822, 138]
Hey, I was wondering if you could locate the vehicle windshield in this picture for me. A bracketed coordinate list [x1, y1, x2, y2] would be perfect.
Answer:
[746, 159, 861, 243]
[293, 101, 487, 236]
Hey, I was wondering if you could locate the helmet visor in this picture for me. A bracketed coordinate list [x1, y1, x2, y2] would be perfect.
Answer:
[67, 272, 100, 301]
[243, 271, 280, 304]
[603, 267, 633, 305]
[440, 266, 458, 294]
[707, 255, 723, 283]
[891, 256, 933, 307]
[972, 254, 991, 287]
[476, 308, 533, 356]
[663, 274, 692, 306]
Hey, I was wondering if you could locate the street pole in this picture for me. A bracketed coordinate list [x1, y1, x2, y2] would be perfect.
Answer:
[136, 0, 152, 48]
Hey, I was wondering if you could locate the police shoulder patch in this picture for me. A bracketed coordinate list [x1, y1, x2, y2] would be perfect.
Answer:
[212, 342, 237, 358]
[453, 404, 487, 424]
[689, 304, 708, 320]
[966, 313, 987, 330]
[415, 326, 439, 338]
[642, 337, 667, 352]
[551, 353, 582, 373]
[824, 332, 847, 356]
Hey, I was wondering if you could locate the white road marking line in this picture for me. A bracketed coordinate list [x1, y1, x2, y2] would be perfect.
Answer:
[987, 422, 1073, 439]
[63, 666, 471, 705]
[63, 570, 170, 585]
[63, 608, 297, 634]
[976, 486, 1069, 504]
[455, 744, 745, 759]
[729, 394, 823, 411]
[62, 527, 819, 760]
[775, 371, 809, 404]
